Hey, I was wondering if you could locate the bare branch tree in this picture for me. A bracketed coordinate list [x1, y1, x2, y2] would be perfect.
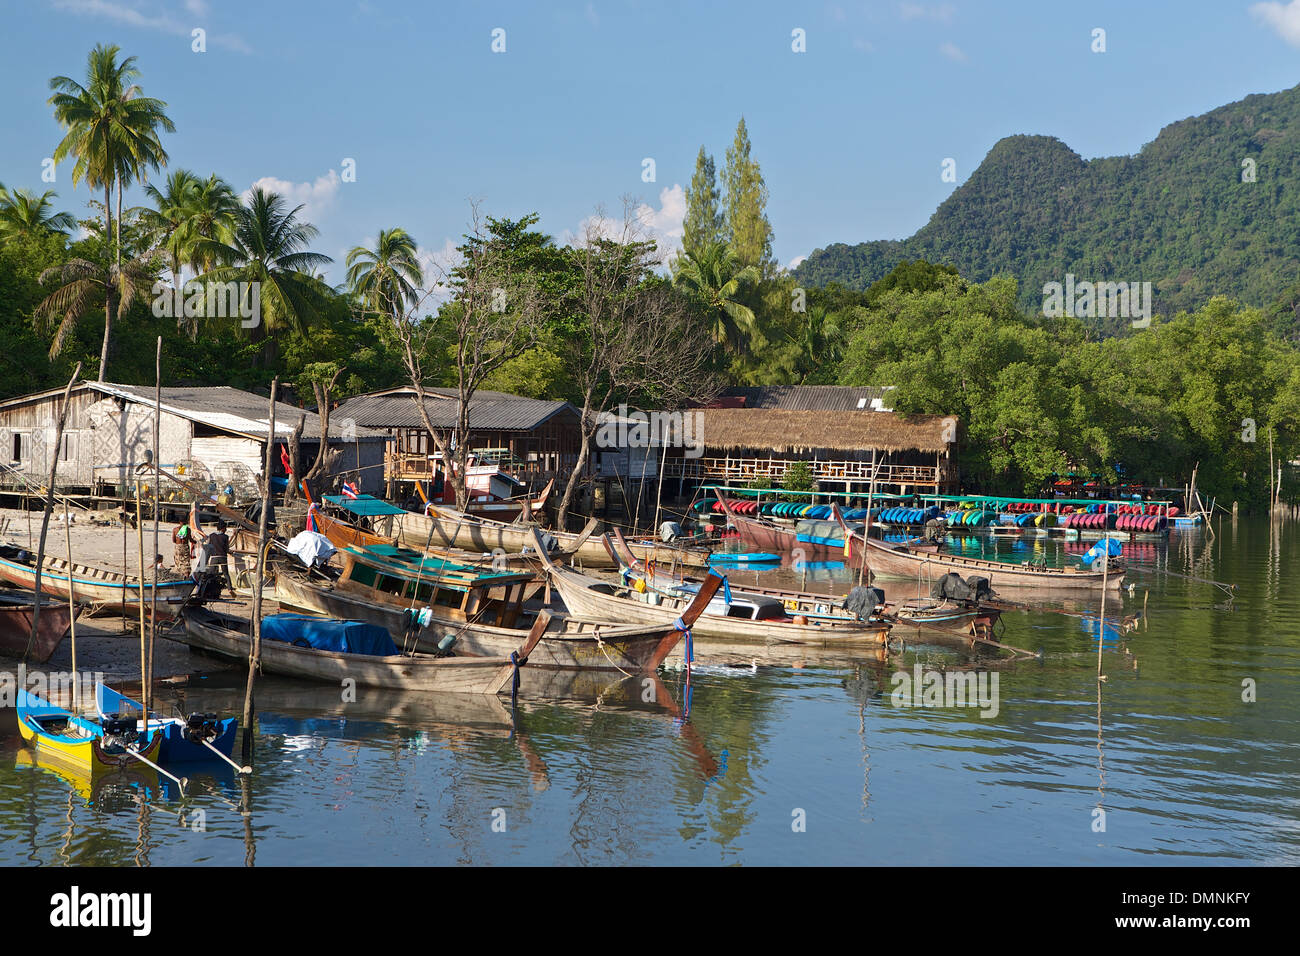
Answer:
[553, 200, 718, 529]
[387, 203, 546, 510]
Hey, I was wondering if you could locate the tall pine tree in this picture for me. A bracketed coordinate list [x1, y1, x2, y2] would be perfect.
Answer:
[722, 117, 774, 272]
[682, 146, 724, 255]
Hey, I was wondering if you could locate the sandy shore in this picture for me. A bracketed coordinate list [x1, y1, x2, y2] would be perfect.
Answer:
[0, 505, 266, 684]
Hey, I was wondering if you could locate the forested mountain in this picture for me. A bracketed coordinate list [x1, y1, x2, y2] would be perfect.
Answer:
[795, 83, 1300, 331]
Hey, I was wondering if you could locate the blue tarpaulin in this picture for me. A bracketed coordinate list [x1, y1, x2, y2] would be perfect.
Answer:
[262, 614, 399, 656]
[1081, 538, 1123, 565]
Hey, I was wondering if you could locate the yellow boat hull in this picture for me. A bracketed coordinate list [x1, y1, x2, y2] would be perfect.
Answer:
[16, 710, 163, 779]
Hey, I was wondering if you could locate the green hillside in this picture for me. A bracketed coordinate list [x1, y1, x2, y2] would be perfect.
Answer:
[795, 84, 1300, 329]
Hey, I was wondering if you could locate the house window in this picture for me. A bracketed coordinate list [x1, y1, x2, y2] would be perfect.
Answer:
[60, 432, 77, 461]
[12, 433, 27, 462]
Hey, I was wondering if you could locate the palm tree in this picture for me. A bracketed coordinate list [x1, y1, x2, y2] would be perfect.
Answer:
[34, 256, 157, 363]
[140, 171, 238, 337]
[0, 185, 76, 241]
[184, 174, 239, 273]
[48, 44, 173, 380]
[345, 227, 424, 320]
[671, 240, 761, 354]
[787, 306, 843, 383]
[193, 187, 333, 358]
[140, 169, 200, 290]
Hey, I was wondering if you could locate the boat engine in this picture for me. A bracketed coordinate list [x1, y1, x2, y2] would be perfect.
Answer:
[100, 714, 140, 751]
[842, 586, 886, 622]
[183, 712, 220, 744]
[931, 573, 997, 605]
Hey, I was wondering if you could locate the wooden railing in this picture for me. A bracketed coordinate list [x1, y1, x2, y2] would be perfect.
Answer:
[662, 456, 951, 488]
[384, 452, 584, 484]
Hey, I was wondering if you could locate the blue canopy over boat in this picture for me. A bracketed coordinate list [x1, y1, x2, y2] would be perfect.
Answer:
[322, 494, 406, 517]
[262, 614, 399, 656]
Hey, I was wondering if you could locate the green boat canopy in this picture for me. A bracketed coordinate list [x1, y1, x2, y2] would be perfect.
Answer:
[322, 494, 407, 517]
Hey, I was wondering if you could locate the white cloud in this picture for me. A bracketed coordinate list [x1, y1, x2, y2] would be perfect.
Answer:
[245, 170, 341, 224]
[585, 2, 598, 26]
[939, 40, 967, 61]
[899, 2, 955, 24]
[562, 184, 687, 270]
[853, 36, 875, 52]
[1251, 0, 1300, 46]
[788, 254, 807, 270]
[49, 0, 252, 53]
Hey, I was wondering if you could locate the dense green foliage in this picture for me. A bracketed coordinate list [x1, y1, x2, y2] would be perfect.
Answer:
[796, 85, 1300, 334]
[838, 273, 1299, 504]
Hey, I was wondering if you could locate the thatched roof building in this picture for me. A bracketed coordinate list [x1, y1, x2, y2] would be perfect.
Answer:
[680, 409, 953, 455]
[663, 405, 958, 496]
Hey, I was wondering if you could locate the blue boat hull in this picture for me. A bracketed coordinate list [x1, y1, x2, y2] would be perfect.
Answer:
[158, 717, 238, 763]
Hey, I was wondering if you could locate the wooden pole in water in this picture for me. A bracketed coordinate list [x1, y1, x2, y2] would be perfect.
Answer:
[25, 362, 81, 662]
[858, 450, 876, 588]
[241, 378, 277, 763]
[1097, 542, 1109, 680]
[121, 477, 127, 631]
[136, 484, 147, 695]
[63, 499, 78, 712]
[148, 337, 161, 721]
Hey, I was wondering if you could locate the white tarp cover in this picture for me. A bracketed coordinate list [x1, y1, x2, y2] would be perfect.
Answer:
[286, 530, 336, 567]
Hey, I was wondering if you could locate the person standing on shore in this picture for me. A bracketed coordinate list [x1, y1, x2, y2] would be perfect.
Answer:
[172, 521, 193, 574]
[205, 519, 233, 595]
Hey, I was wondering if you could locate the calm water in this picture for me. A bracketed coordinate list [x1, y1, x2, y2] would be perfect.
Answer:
[2, 517, 1297, 866]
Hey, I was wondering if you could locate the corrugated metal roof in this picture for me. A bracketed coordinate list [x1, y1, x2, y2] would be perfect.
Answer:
[719, 386, 895, 412]
[335, 389, 575, 432]
[88, 383, 385, 441]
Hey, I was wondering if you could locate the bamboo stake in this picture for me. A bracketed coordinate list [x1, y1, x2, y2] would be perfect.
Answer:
[137, 485, 147, 694]
[148, 337, 161, 721]
[241, 378, 277, 763]
[858, 452, 877, 588]
[121, 475, 127, 632]
[63, 500, 78, 713]
[1098, 543, 1109, 681]
[25, 362, 81, 662]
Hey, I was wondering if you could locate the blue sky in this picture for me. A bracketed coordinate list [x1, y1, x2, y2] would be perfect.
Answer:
[4, 0, 1300, 285]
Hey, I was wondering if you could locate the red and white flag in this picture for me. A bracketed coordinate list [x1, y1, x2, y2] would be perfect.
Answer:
[341, 481, 359, 499]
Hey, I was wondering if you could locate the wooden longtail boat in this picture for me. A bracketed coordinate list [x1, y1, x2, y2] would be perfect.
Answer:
[273, 547, 723, 672]
[394, 506, 715, 569]
[0, 545, 196, 614]
[539, 534, 891, 648]
[606, 533, 999, 639]
[715, 497, 833, 558]
[175, 605, 550, 694]
[0, 590, 77, 663]
[831, 507, 1124, 592]
[16, 689, 163, 778]
[95, 682, 238, 764]
[312, 506, 398, 550]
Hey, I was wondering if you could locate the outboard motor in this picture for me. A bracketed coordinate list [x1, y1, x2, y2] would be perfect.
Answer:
[183, 712, 220, 744]
[100, 714, 139, 752]
[659, 521, 683, 543]
[193, 567, 225, 602]
[965, 575, 995, 602]
[931, 572, 996, 604]
[843, 585, 886, 622]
